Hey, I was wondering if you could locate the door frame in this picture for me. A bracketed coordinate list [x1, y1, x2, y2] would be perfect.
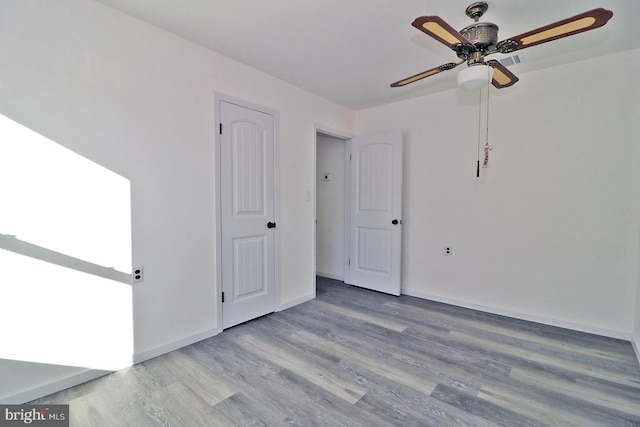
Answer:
[215, 93, 280, 331]
[313, 124, 353, 285]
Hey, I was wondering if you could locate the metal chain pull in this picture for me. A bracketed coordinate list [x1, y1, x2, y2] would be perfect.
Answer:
[482, 142, 493, 168]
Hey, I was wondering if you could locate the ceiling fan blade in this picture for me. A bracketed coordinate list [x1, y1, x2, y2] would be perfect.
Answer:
[412, 16, 472, 49]
[486, 60, 519, 89]
[496, 8, 613, 53]
[390, 61, 462, 88]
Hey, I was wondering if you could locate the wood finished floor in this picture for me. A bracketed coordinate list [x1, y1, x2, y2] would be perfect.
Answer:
[33, 277, 640, 426]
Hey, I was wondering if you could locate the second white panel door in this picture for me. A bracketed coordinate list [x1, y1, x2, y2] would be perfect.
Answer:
[220, 100, 276, 328]
[348, 130, 403, 296]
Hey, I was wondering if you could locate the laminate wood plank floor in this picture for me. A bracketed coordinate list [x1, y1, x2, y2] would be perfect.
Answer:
[32, 277, 640, 426]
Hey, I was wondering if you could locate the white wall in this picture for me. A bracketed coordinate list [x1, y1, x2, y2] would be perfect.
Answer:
[356, 49, 640, 338]
[0, 0, 354, 402]
[316, 134, 347, 280]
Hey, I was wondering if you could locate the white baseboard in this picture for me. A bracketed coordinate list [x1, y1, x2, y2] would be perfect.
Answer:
[277, 292, 315, 311]
[316, 272, 344, 281]
[1, 368, 108, 404]
[401, 287, 631, 341]
[133, 327, 221, 365]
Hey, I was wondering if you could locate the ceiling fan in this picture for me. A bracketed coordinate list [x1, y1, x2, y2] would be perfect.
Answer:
[391, 2, 613, 89]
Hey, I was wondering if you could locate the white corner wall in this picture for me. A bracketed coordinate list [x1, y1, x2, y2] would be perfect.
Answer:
[0, 0, 354, 402]
[635, 253, 640, 364]
[634, 173, 640, 363]
[356, 49, 640, 339]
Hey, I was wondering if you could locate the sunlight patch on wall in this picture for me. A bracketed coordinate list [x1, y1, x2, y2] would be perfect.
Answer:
[0, 115, 131, 273]
[0, 114, 133, 371]
[0, 249, 133, 370]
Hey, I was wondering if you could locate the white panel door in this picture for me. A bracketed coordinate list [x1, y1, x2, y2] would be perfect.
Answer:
[348, 131, 403, 295]
[220, 101, 276, 328]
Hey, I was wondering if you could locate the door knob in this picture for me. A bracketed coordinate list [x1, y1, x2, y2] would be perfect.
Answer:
[267, 222, 277, 229]
[392, 219, 401, 225]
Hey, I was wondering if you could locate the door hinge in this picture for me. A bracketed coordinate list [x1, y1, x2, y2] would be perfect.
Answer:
[349, 154, 352, 161]
[219, 123, 223, 135]
[221, 292, 225, 303]
[348, 259, 351, 265]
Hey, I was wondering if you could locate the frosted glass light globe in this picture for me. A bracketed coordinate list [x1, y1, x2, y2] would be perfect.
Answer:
[458, 65, 494, 90]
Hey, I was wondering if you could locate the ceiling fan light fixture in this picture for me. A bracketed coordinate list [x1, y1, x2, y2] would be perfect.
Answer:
[457, 64, 494, 90]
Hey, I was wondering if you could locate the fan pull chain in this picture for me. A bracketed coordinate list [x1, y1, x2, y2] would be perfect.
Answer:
[476, 87, 482, 178]
[482, 65, 493, 169]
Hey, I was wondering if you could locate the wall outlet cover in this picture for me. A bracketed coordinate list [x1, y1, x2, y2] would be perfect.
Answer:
[133, 266, 144, 283]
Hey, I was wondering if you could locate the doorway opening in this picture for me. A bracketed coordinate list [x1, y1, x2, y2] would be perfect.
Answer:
[315, 130, 350, 282]
[315, 128, 404, 296]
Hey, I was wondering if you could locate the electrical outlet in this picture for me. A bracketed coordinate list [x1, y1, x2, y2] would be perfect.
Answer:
[133, 266, 144, 283]
[444, 246, 452, 256]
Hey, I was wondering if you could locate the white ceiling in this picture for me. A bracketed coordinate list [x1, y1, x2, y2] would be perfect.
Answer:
[93, 0, 640, 110]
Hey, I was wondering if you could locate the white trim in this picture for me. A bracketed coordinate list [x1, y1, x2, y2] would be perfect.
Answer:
[312, 127, 317, 289]
[273, 107, 281, 312]
[213, 93, 224, 334]
[215, 93, 280, 329]
[344, 138, 352, 285]
[316, 272, 344, 281]
[401, 287, 632, 341]
[133, 327, 220, 364]
[314, 124, 353, 141]
[0, 369, 108, 404]
[632, 337, 640, 366]
[277, 292, 315, 312]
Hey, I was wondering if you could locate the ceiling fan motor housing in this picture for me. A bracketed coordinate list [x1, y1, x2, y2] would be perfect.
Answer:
[460, 22, 499, 52]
